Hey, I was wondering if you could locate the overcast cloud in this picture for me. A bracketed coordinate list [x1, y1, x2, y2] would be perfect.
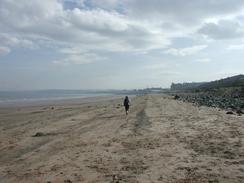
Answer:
[0, 0, 244, 90]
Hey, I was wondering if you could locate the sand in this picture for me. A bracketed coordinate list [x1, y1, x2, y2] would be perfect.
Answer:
[0, 94, 243, 183]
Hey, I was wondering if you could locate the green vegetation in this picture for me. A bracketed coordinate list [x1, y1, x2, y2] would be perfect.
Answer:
[171, 74, 244, 93]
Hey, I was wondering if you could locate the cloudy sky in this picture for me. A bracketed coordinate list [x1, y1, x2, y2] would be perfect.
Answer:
[1, 0, 244, 90]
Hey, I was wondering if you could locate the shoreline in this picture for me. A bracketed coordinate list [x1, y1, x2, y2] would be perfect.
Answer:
[0, 94, 127, 108]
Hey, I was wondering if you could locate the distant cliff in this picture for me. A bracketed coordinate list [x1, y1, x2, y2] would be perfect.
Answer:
[171, 74, 244, 91]
[199, 74, 244, 89]
[171, 75, 244, 114]
[171, 82, 206, 91]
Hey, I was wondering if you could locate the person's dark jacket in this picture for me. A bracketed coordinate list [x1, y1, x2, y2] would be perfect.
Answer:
[124, 98, 130, 107]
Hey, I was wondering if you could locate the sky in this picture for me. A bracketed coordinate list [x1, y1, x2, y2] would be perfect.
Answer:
[1, 0, 244, 90]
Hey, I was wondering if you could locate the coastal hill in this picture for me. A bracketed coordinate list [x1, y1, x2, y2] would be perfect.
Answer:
[171, 74, 244, 91]
[171, 74, 244, 113]
[199, 74, 244, 89]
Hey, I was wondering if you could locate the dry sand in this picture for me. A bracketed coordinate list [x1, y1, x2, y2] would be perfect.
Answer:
[0, 94, 243, 183]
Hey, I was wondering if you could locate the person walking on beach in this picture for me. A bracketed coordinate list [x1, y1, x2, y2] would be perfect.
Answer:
[123, 96, 130, 115]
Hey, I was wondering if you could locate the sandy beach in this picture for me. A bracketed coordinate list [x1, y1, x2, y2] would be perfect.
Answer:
[0, 94, 243, 183]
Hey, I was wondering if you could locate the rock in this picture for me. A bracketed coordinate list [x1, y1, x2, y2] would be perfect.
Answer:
[32, 132, 45, 137]
[229, 105, 236, 110]
[174, 95, 180, 100]
[112, 175, 120, 183]
[64, 180, 72, 183]
[173, 92, 244, 115]
[226, 111, 234, 115]
[236, 109, 244, 116]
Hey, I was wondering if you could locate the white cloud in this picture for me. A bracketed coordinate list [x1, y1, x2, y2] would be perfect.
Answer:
[0, 46, 11, 55]
[68, 8, 128, 33]
[1, 0, 244, 90]
[143, 62, 167, 70]
[0, 35, 19, 46]
[227, 44, 244, 50]
[90, 0, 120, 10]
[0, 34, 36, 49]
[53, 52, 106, 65]
[195, 58, 211, 63]
[165, 45, 208, 56]
[125, 0, 244, 25]
[0, 0, 170, 53]
[1, 0, 244, 56]
[58, 47, 87, 54]
[198, 20, 244, 39]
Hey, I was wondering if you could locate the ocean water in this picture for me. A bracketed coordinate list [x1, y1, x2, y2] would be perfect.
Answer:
[0, 90, 113, 105]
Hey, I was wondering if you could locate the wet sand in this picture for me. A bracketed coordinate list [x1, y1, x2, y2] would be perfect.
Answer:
[0, 94, 243, 183]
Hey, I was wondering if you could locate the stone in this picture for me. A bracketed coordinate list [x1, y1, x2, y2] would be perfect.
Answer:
[32, 132, 45, 137]
[226, 111, 234, 115]
[174, 95, 180, 100]
[64, 180, 72, 183]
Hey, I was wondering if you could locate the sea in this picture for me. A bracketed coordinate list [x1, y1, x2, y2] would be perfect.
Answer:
[0, 90, 116, 106]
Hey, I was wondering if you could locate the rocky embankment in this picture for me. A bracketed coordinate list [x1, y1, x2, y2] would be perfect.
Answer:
[173, 92, 244, 115]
